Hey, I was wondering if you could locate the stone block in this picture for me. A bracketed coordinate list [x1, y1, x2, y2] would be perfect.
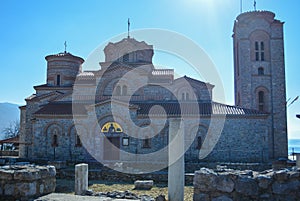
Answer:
[14, 169, 41, 181]
[42, 178, 56, 193]
[216, 175, 234, 193]
[288, 171, 300, 179]
[4, 184, 14, 195]
[16, 182, 37, 196]
[235, 177, 259, 196]
[155, 195, 166, 201]
[194, 168, 218, 192]
[272, 180, 300, 195]
[193, 193, 209, 201]
[39, 184, 44, 194]
[257, 175, 272, 189]
[134, 180, 153, 190]
[47, 165, 57, 177]
[274, 169, 289, 182]
[0, 170, 13, 180]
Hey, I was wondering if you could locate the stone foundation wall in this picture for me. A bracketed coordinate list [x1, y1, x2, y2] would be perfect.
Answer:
[193, 167, 300, 201]
[0, 165, 56, 201]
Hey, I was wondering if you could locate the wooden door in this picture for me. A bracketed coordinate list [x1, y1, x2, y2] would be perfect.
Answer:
[103, 137, 120, 160]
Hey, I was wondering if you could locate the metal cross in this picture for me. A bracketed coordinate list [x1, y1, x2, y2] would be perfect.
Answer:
[64, 41, 67, 53]
[127, 18, 130, 38]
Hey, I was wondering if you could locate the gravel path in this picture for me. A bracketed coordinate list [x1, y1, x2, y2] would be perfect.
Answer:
[34, 193, 140, 201]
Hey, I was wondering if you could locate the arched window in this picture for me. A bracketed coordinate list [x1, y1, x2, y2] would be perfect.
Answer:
[181, 92, 190, 100]
[258, 67, 264, 75]
[255, 41, 265, 61]
[56, 75, 61, 86]
[258, 91, 265, 111]
[196, 136, 202, 150]
[115, 85, 121, 95]
[75, 134, 82, 147]
[186, 93, 189, 100]
[261, 42, 265, 61]
[122, 85, 127, 96]
[142, 137, 151, 148]
[52, 134, 58, 147]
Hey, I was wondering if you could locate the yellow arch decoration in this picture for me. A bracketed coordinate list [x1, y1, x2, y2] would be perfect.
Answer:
[101, 122, 123, 133]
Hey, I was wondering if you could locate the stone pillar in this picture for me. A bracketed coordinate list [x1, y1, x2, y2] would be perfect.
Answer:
[168, 118, 184, 201]
[75, 163, 88, 195]
[296, 153, 300, 168]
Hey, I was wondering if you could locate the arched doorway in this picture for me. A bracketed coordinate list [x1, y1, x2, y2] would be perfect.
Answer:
[101, 122, 123, 160]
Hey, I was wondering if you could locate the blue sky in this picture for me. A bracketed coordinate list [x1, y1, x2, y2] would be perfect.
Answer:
[0, 0, 299, 138]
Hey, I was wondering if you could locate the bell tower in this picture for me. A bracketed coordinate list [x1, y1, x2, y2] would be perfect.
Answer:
[233, 11, 287, 159]
[45, 52, 84, 87]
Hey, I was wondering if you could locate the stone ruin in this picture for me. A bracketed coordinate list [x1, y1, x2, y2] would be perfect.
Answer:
[193, 167, 300, 201]
[0, 164, 56, 200]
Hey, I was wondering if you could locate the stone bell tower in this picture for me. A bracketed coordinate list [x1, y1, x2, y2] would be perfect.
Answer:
[45, 52, 84, 87]
[233, 11, 287, 159]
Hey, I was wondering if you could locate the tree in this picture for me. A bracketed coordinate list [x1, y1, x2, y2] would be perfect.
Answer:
[3, 120, 19, 139]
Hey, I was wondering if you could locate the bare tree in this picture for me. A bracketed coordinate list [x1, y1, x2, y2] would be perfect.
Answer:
[3, 120, 20, 139]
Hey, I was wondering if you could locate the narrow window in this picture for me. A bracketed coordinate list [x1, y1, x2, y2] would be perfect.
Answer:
[52, 134, 58, 147]
[260, 42, 264, 50]
[116, 85, 121, 95]
[56, 75, 61, 86]
[196, 136, 202, 150]
[258, 91, 264, 111]
[254, 41, 265, 61]
[142, 137, 151, 148]
[186, 93, 189, 100]
[122, 85, 127, 96]
[255, 52, 259, 61]
[261, 52, 265, 61]
[182, 93, 185, 100]
[258, 67, 264, 75]
[255, 42, 259, 50]
[75, 134, 82, 147]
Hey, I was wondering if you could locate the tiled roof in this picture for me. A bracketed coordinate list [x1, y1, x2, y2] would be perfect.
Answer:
[26, 91, 64, 101]
[34, 100, 267, 117]
[174, 75, 214, 88]
[35, 102, 87, 115]
[33, 84, 73, 89]
[45, 52, 84, 63]
[134, 101, 267, 117]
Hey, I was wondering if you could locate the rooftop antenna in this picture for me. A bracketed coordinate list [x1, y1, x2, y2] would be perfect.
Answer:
[64, 41, 67, 53]
[254, 0, 257, 11]
[127, 18, 130, 38]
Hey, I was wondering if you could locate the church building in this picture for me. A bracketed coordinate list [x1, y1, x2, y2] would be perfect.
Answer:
[19, 10, 288, 167]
